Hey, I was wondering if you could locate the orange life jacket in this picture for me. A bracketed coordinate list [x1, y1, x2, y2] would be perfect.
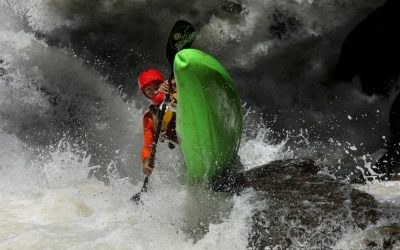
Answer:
[141, 104, 177, 162]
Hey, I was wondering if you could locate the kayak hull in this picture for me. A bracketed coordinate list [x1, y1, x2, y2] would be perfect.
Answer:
[174, 49, 242, 181]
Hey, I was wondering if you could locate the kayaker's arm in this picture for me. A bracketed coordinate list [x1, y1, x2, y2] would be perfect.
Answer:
[141, 112, 155, 176]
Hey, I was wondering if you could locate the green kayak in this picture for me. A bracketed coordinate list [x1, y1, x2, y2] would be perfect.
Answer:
[174, 49, 242, 181]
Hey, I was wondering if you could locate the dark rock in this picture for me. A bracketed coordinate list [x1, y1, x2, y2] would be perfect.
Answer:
[220, 1, 243, 15]
[211, 156, 246, 194]
[0, 59, 5, 76]
[269, 9, 301, 40]
[358, 224, 400, 249]
[335, 0, 400, 180]
[336, 0, 400, 96]
[374, 93, 400, 180]
[351, 189, 381, 229]
[244, 159, 381, 249]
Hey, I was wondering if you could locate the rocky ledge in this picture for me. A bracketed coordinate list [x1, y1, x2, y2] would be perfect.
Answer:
[242, 159, 382, 249]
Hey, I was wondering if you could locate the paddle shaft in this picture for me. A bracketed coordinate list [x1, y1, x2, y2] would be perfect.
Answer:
[149, 76, 174, 167]
[141, 75, 174, 192]
[132, 20, 196, 202]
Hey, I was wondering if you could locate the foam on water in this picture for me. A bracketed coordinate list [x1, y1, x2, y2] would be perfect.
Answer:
[354, 181, 400, 204]
[0, 18, 272, 249]
[334, 180, 400, 249]
[1, 0, 399, 248]
[0, 132, 268, 249]
[238, 125, 292, 170]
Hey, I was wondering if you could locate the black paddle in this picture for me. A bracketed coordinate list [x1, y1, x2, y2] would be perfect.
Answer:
[131, 20, 196, 204]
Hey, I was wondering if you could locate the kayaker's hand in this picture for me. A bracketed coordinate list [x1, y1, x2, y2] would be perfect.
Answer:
[142, 158, 153, 176]
[159, 79, 176, 94]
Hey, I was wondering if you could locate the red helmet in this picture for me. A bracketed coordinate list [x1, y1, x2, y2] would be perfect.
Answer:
[138, 69, 165, 92]
[138, 69, 165, 105]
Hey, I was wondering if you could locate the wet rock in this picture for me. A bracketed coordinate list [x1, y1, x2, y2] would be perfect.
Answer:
[269, 9, 301, 40]
[220, 1, 243, 15]
[336, 0, 400, 96]
[211, 156, 246, 194]
[359, 224, 400, 249]
[0, 59, 5, 77]
[374, 93, 400, 180]
[243, 159, 381, 249]
[335, 0, 400, 180]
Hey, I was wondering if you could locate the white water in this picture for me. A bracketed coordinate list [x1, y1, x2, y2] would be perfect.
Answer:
[0, 142, 262, 249]
[0, 10, 279, 248]
[0, 123, 273, 249]
[333, 181, 400, 249]
[1, 0, 399, 249]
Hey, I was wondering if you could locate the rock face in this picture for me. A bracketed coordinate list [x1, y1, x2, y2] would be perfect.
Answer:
[362, 224, 400, 249]
[374, 94, 400, 180]
[336, 0, 400, 96]
[336, 0, 400, 179]
[243, 159, 381, 249]
[220, 1, 243, 15]
[0, 59, 5, 76]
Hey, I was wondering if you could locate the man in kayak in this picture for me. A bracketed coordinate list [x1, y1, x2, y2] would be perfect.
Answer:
[136, 67, 243, 193]
[137, 69, 177, 176]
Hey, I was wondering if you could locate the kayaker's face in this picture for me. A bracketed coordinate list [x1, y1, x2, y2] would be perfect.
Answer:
[144, 81, 162, 98]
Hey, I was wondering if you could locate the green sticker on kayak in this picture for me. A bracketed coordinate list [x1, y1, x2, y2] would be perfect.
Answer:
[174, 49, 242, 181]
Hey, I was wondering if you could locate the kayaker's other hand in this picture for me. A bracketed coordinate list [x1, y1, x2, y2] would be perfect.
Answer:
[159, 79, 175, 94]
[142, 158, 153, 176]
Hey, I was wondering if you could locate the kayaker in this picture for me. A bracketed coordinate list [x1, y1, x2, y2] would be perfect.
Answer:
[137, 69, 178, 176]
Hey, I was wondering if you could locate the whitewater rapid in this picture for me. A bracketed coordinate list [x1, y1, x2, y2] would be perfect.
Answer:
[2, 0, 400, 249]
[0, 20, 267, 249]
[0, 111, 267, 249]
[0, 137, 262, 249]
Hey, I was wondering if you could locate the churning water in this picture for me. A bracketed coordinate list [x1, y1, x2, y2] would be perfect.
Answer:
[1, 0, 399, 249]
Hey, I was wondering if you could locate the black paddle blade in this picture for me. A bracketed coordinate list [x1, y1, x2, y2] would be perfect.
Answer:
[166, 20, 196, 66]
[130, 176, 149, 205]
[130, 192, 142, 205]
